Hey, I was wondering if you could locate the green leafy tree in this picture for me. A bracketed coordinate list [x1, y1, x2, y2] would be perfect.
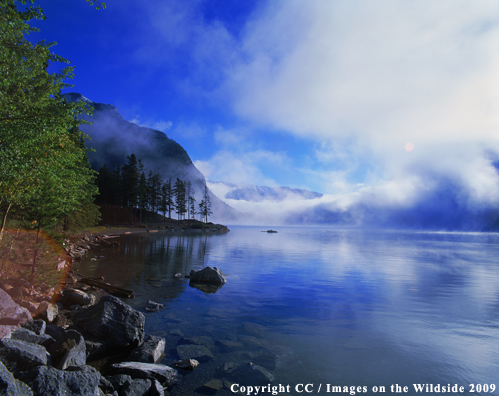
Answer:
[0, 0, 102, 242]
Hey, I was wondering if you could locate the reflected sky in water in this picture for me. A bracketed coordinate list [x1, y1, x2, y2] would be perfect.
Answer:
[78, 227, 499, 394]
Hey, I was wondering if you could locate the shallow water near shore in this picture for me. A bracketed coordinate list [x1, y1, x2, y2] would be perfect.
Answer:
[77, 226, 499, 395]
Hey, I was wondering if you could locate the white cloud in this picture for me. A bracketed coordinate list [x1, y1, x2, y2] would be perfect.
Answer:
[130, 116, 172, 132]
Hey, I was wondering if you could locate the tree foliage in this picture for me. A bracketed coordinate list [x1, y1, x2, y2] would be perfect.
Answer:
[0, 0, 100, 241]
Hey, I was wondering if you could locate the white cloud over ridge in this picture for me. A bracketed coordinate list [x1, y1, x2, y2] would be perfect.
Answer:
[145, 0, 499, 228]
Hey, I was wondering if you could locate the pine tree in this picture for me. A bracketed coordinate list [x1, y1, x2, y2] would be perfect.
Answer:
[173, 178, 187, 220]
[199, 184, 212, 223]
[138, 172, 147, 223]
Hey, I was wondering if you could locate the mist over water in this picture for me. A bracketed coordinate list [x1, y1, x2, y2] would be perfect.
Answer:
[78, 227, 499, 395]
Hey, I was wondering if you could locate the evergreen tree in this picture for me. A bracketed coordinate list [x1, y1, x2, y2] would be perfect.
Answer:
[165, 179, 173, 219]
[173, 178, 187, 220]
[122, 154, 139, 222]
[138, 171, 147, 223]
[199, 184, 212, 223]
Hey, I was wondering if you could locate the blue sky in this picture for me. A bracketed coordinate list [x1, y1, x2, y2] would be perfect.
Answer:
[28, 0, 499, 225]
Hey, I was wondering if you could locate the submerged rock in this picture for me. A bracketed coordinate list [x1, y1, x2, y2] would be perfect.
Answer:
[219, 362, 275, 386]
[176, 344, 213, 362]
[145, 300, 163, 312]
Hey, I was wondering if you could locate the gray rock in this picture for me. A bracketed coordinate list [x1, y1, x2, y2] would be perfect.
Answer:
[47, 329, 86, 370]
[176, 344, 213, 362]
[106, 374, 132, 392]
[145, 300, 163, 312]
[9, 328, 55, 348]
[71, 295, 145, 348]
[0, 361, 33, 396]
[85, 339, 108, 361]
[149, 379, 165, 396]
[60, 289, 95, 307]
[98, 376, 117, 396]
[0, 338, 49, 373]
[128, 335, 165, 364]
[0, 289, 32, 338]
[189, 266, 227, 285]
[110, 361, 177, 388]
[120, 378, 152, 396]
[18, 365, 100, 396]
[175, 358, 199, 371]
[21, 319, 46, 335]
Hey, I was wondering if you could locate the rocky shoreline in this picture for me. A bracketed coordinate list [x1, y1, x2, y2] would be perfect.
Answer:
[0, 223, 291, 395]
[0, 265, 239, 395]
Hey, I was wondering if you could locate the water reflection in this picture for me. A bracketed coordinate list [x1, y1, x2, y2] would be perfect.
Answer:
[78, 228, 499, 395]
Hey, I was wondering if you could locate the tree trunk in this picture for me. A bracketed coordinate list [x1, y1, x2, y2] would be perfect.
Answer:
[0, 202, 12, 245]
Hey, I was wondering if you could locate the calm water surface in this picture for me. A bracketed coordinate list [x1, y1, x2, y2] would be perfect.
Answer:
[78, 226, 499, 395]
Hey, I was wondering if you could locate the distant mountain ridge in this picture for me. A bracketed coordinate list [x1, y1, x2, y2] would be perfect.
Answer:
[64, 93, 236, 222]
[208, 181, 323, 202]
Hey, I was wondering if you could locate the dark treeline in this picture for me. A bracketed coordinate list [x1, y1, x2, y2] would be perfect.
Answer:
[95, 154, 213, 224]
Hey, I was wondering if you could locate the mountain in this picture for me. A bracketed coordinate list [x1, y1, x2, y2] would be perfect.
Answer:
[64, 93, 236, 222]
[208, 181, 323, 202]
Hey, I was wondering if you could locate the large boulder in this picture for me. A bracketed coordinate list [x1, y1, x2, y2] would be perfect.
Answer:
[18, 365, 101, 396]
[0, 289, 31, 338]
[189, 267, 226, 285]
[109, 361, 177, 388]
[71, 295, 145, 348]
[0, 361, 33, 396]
[0, 338, 50, 373]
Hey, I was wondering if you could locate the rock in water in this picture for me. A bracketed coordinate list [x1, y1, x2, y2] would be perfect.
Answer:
[110, 361, 177, 388]
[72, 295, 145, 348]
[128, 335, 165, 364]
[175, 358, 199, 371]
[145, 300, 163, 312]
[0, 289, 31, 338]
[189, 267, 227, 285]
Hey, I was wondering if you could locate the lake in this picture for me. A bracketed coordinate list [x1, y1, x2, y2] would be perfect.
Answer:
[78, 226, 499, 395]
